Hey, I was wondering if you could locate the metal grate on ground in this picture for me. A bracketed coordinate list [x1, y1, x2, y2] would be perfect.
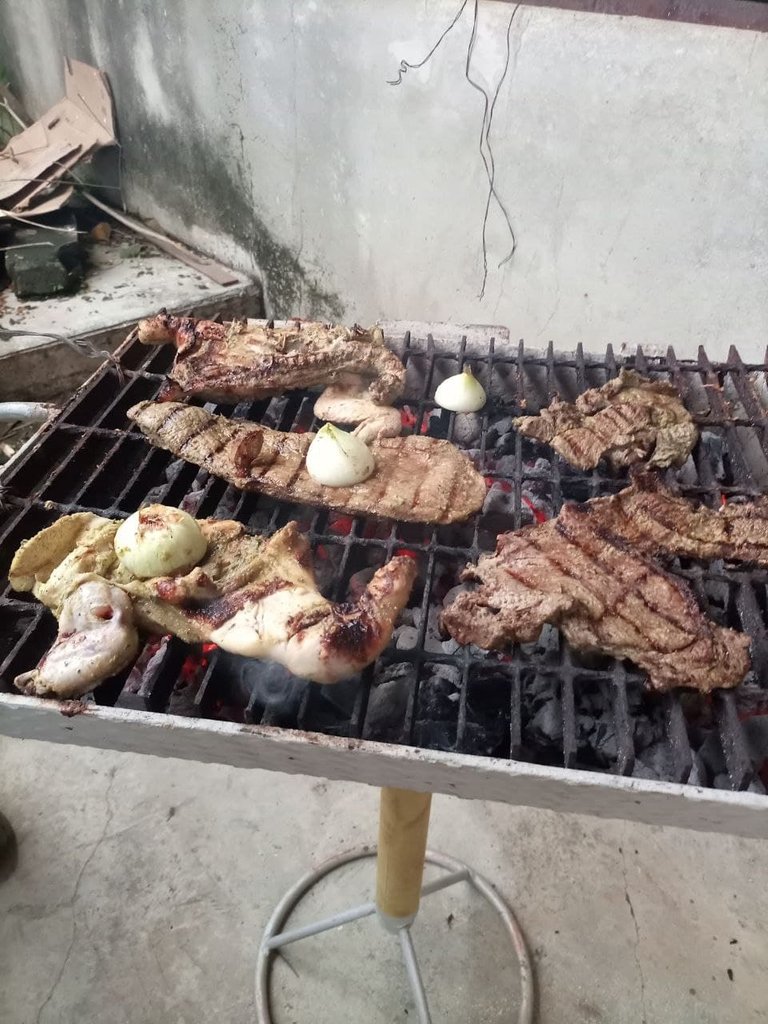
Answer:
[1, 328, 767, 793]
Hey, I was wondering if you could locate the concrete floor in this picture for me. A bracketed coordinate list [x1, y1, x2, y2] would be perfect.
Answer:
[0, 739, 766, 1024]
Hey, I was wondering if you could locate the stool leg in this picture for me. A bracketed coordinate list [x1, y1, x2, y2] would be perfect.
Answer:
[376, 787, 432, 931]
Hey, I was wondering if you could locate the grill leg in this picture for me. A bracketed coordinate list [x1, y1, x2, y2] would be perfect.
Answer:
[376, 786, 432, 932]
[255, 787, 535, 1024]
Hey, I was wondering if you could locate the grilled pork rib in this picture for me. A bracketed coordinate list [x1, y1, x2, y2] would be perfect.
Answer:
[514, 369, 697, 470]
[128, 401, 486, 524]
[10, 513, 417, 698]
[138, 313, 406, 406]
[443, 500, 750, 693]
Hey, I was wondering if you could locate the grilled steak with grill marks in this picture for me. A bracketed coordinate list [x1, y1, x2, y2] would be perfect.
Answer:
[514, 369, 697, 470]
[581, 472, 768, 565]
[10, 512, 417, 696]
[443, 500, 750, 693]
[128, 401, 486, 524]
[138, 313, 406, 406]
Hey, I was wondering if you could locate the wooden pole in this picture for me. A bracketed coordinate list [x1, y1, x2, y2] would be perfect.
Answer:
[376, 786, 433, 927]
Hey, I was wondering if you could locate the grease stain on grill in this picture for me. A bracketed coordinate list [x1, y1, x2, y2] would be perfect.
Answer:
[2, 333, 768, 792]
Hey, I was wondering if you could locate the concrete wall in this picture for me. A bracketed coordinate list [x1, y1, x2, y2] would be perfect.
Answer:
[1, 1, 766, 357]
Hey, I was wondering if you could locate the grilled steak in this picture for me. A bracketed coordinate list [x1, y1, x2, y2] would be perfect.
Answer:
[514, 369, 697, 470]
[442, 501, 750, 693]
[138, 312, 406, 405]
[128, 401, 486, 524]
[10, 513, 417, 697]
[581, 472, 768, 565]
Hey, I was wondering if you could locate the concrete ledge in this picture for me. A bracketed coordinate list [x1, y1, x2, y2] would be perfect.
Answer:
[0, 242, 261, 400]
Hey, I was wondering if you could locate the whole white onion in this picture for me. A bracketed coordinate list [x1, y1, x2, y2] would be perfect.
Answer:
[434, 367, 487, 413]
[305, 424, 375, 487]
[114, 504, 207, 579]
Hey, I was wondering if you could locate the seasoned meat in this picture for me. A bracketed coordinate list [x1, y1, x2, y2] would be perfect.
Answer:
[514, 369, 697, 470]
[14, 581, 139, 699]
[314, 378, 402, 442]
[10, 513, 418, 697]
[128, 401, 486, 524]
[580, 472, 768, 565]
[138, 312, 406, 405]
[442, 501, 750, 693]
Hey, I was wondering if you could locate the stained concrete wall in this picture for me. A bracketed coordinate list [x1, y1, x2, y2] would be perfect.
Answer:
[1, 1, 766, 357]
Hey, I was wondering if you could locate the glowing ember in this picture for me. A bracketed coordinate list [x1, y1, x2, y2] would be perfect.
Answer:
[328, 514, 354, 536]
[522, 494, 547, 524]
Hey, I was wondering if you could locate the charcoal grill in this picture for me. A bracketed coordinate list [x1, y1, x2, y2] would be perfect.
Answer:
[2, 323, 768, 819]
[2, 323, 768, 1018]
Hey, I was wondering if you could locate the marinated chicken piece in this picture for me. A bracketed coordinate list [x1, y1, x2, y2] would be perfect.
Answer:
[514, 369, 697, 470]
[10, 513, 417, 697]
[314, 377, 402, 443]
[443, 499, 751, 693]
[128, 401, 486, 524]
[14, 581, 139, 698]
[138, 312, 406, 405]
[579, 472, 768, 566]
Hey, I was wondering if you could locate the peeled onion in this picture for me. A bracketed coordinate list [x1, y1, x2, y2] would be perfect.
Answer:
[434, 367, 487, 413]
[305, 424, 375, 487]
[114, 504, 207, 579]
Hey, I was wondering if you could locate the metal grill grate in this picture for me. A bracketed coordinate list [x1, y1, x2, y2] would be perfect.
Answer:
[2, 329, 768, 793]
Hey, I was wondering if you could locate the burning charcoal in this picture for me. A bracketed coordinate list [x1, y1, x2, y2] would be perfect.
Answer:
[483, 481, 513, 515]
[700, 430, 725, 479]
[312, 544, 344, 595]
[395, 625, 419, 650]
[122, 636, 169, 701]
[634, 740, 674, 780]
[318, 675, 361, 717]
[215, 486, 242, 520]
[167, 677, 202, 717]
[412, 672, 459, 750]
[180, 487, 207, 515]
[452, 413, 482, 447]
[262, 395, 290, 428]
[363, 664, 414, 741]
[487, 416, 516, 455]
[492, 454, 517, 476]
[528, 700, 562, 745]
[442, 637, 460, 655]
[687, 752, 708, 787]
[697, 732, 728, 779]
[431, 663, 461, 686]
[241, 660, 308, 724]
[411, 605, 447, 653]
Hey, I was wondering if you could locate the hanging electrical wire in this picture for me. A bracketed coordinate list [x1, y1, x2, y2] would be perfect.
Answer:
[388, 0, 520, 298]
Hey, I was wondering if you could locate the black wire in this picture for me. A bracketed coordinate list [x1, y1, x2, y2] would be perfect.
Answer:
[387, 0, 520, 297]
[387, 0, 470, 86]
[464, 1, 520, 298]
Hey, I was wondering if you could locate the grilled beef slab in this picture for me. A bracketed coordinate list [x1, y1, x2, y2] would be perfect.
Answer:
[10, 513, 417, 697]
[138, 312, 406, 405]
[582, 473, 768, 565]
[514, 369, 697, 470]
[128, 401, 486, 524]
[443, 502, 750, 693]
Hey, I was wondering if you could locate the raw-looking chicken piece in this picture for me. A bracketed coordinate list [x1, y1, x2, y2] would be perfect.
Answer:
[128, 401, 486, 524]
[514, 369, 697, 470]
[14, 581, 139, 698]
[9, 512, 417, 698]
